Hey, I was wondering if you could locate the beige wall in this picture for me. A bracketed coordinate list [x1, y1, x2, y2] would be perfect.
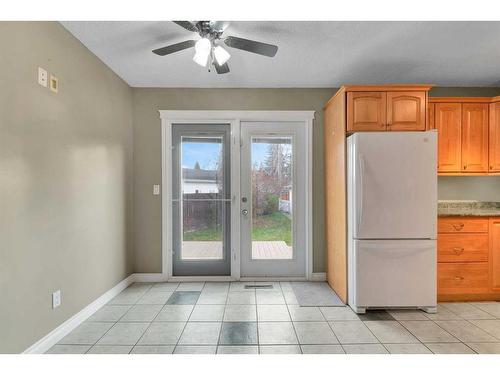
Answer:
[0, 22, 134, 353]
[132, 88, 335, 273]
[439, 176, 500, 201]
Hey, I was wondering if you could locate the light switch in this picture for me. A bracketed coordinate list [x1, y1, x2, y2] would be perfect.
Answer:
[38, 67, 48, 87]
[52, 290, 61, 309]
[153, 184, 160, 195]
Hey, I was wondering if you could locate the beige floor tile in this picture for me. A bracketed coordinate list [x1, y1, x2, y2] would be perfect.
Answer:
[258, 322, 298, 345]
[294, 322, 338, 344]
[174, 346, 217, 354]
[320, 306, 360, 321]
[364, 321, 419, 344]
[329, 321, 378, 344]
[259, 345, 301, 354]
[223, 305, 257, 322]
[301, 345, 344, 354]
[400, 321, 458, 343]
[425, 343, 475, 354]
[257, 305, 291, 321]
[469, 319, 500, 340]
[288, 306, 325, 321]
[440, 302, 495, 320]
[217, 345, 258, 354]
[466, 342, 500, 354]
[384, 343, 431, 354]
[435, 320, 497, 342]
[342, 344, 388, 354]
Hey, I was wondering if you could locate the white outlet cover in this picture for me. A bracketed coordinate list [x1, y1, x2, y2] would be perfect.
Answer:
[52, 290, 61, 309]
[153, 184, 160, 195]
[38, 67, 48, 87]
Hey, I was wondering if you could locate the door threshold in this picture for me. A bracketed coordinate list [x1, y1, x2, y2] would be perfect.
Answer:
[240, 276, 307, 281]
[168, 276, 236, 282]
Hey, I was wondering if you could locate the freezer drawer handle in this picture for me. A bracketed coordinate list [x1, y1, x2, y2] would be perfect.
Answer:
[453, 276, 464, 282]
[453, 247, 464, 255]
[452, 223, 464, 231]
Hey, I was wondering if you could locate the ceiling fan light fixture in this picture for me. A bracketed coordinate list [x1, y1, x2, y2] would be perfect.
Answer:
[214, 45, 231, 65]
[193, 37, 211, 67]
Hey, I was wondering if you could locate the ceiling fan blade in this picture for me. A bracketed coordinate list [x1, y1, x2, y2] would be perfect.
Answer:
[214, 62, 230, 74]
[209, 21, 230, 32]
[152, 40, 196, 56]
[172, 21, 199, 32]
[224, 36, 278, 57]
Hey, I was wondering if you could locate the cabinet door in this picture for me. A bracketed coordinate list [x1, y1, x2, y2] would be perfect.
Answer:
[491, 218, 500, 292]
[462, 103, 489, 172]
[387, 91, 426, 131]
[490, 102, 500, 172]
[347, 92, 386, 131]
[436, 103, 462, 172]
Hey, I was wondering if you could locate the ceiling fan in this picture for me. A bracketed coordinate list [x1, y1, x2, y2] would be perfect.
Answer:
[152, 21, 279, 74]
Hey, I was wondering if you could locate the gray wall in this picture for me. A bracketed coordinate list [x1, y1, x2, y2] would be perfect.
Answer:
[0, 22, 134, 353]
[132, 88, 335, 273]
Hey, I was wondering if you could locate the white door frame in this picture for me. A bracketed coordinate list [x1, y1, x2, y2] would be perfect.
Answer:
[160, 110, 315, 281]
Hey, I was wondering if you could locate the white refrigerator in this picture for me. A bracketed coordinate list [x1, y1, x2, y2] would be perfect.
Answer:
[347, 131, 437, 313]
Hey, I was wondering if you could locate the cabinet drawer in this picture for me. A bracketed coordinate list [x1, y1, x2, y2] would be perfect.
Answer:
[438, 234, 489, 262]
[438, 263, 489, 295]
[438, 218, 489, 233]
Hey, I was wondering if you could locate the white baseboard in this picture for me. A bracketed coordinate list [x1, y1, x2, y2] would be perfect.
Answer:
[131, 273, 167, 283]
[309, 272, 326, 281]
[23, 274, 135, 354]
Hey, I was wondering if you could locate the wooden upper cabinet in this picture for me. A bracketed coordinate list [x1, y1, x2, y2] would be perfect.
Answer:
[490, 102, 500, 172]
[347, 92, 387, 131]
[462, 103, 489, 172]
[428, 103, 436, 130]
[490, 218, 500, 292]
[387, 91, 426, 131]
[436, 103, 462, 172]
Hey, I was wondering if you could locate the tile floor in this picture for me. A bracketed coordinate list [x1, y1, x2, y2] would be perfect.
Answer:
[46, 282, 500, 354]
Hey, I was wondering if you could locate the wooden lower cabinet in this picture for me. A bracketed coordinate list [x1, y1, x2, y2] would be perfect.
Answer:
[438, 263, 489, 295]
[490, 218, 500, 292]
[438, 217, 500, 301]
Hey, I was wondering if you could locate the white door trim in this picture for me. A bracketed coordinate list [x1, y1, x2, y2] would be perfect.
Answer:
[160, 110, 315, 281]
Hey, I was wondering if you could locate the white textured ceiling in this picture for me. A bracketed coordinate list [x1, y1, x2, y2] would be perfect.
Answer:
[61, 21, 500, 88]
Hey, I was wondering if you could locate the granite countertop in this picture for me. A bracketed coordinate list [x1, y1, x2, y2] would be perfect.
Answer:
[438, 200, 500, 217]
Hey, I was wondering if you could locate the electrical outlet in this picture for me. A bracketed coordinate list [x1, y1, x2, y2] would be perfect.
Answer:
[52, 290, 61, 309]
[38, 67, 48, 87]
[153, 184, 160, 195]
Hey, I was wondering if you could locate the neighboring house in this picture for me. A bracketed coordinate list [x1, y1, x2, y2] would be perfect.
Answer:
[182, 167, 220, 194]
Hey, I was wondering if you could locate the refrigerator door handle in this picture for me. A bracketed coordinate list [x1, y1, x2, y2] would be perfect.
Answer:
[357, 153, 365, 231]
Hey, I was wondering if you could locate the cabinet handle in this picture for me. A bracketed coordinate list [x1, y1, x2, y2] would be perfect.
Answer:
[452, 223, 464, 231]
[463, 165, 467, 170]
[453, 247, 464, 255]
[453, 276, 464, 281]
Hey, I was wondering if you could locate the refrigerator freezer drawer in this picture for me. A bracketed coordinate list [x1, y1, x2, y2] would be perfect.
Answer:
[351, 239, 436, 308]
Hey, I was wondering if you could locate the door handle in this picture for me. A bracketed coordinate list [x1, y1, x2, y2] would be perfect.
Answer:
[241, 209, 248, 216]
[453, 247, 464, 255]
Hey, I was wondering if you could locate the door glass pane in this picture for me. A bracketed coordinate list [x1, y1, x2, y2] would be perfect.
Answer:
[251, 136, 293, 259]
[181, 136, 225, 260]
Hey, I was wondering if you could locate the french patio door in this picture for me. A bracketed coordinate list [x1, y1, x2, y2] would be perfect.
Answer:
[171, 124, 231, 276]
[240, 122, 307, 277]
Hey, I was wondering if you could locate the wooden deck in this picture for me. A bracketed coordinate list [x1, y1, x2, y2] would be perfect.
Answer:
[182, 240, 292, 260]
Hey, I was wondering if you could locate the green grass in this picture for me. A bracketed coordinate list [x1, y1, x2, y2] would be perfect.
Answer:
[183, 212, 292, 245]
[251, 212, 292, 245]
